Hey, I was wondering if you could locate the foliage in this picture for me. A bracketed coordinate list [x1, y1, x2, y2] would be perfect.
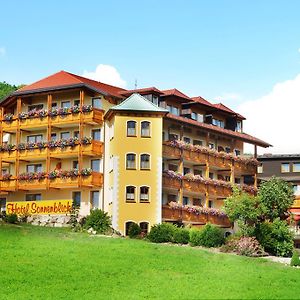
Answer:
[0, 81, 24, 101]
[173, 227, 190, 244]
[220, 236, 267, 257]
[290, 250, 300, 267]
[258, 177, 294, 221]
[148, 223, 175, 243]
[189, 224, 225, 247]
[84, 209, 111, 234]
[255, 219, 294, 257]
[128, 222, 142, 238]
[6, 213, 18, 224]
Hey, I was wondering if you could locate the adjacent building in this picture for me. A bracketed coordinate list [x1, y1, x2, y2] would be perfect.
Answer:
[0, 71, 270, 234]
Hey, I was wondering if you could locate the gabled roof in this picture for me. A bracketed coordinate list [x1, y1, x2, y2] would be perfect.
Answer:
[213, 103, 245, 119]
[119, 87, 162, 96]
[12, 71, 126, 99]
[110, 93, 168, 113]
[191, 96, 214, 108]
[161, 88, 191, 100]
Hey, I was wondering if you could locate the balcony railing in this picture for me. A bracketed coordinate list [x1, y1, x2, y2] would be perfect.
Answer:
[1, 107, 104, 131]
[0, 171, 103, 191]
[162, 204, 232, 227]
[163, 140, 258, 173]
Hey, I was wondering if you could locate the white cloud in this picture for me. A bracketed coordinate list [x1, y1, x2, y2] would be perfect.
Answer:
[82, 64, 126, 88]
[238, 74, 300, 154]
[0, 47, 6, 56]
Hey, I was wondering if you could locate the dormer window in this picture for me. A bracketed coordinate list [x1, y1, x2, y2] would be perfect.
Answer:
[212, 118, 224, 128]
[236, 121, 242, 132]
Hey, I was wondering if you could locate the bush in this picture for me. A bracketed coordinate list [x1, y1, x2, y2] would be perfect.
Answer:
[148, 223, 175, 243]
[220, 236, 267, 257]
[255, 218, 293, 257]
[128, 222, 142, 239]
[6, 213, 18, 224]
[84, 209, 111, 234]
[189, 224, 225, 248]
[290, 250, 300, 267]
[173, 227, 189, 244]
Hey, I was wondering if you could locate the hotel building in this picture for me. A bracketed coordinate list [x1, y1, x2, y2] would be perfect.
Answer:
[0, 71, 270, 235]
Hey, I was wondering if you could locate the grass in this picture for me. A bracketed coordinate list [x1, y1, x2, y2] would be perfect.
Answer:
[0, 224, 299, 299]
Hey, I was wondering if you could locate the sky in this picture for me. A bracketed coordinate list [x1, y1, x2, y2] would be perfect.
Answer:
[0, 0, 300, 154]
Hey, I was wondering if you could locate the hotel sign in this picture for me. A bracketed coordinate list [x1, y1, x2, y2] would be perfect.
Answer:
[6, 200, 73, 215]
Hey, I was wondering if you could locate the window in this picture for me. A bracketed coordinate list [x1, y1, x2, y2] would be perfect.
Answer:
[61, 101, 71, 109]
[212, 118, 225, 128]
[194, 169, 202, 176]
[125, 221, 135, 236]
[208, 200, 213, 208]
[61, 132, 70, 139]
[193, 198, 202, 206]
[193, 140, 203, 146]
[169, 164, 178, 172]
[171, 106, 179, 115]
[236, 121, 242, 132]
[293, 163, 300, 172]
[127, 121, 137, 136]
[73, 161, 79, 169]
[28, 104, 43, 112]
[281, 163, 290, 173]
[234, 149, 241, 156]
[92, 129, 101, 141]
[26, 164, 42, 173]
[197, 114, 204, 122]
[184, 167, 190, 175]
[257, 165, 263, 174]
[167, 194, 177, 203]
[183, 196, 189, 206]
[209, 172, 214, 179]
[51, 102, 57, 108]
[126, 154, 136, 169]
[1, 169, 8, 175]
[92, 98, 102, 109]
[141, 121, 150, 137]
[51, 133, 57, 141]
[225, 147, 231, 153]
[140, 186, 149, 202]
[74, 100, 80, 106]
[26, 194, 41, 201]
[91, 191, 99, 208]
[91, 159, 100, 172]
[0, 198, 6, 211]
[72, 192, 81, 207]
[183, 137, 191, 144]
[74, 131, 79, 139]
[235, 178, 241, 184]
[126, 186, 135, 202]
[140, 222, 149, 234]
[140, 154, 150, 170]
[152, 95, 158, 106]
[191, 112, 197, 120]
[169, 134, 178, 141]
[208, 143, 215, 149]
[27, 135, 43, 143]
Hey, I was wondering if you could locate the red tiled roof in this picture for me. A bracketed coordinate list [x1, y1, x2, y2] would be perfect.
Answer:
[191, 96, 214, 107]
[16, 71, 126, 98]
[161, 88, 191, 100]
[165, 113, 271, 148]
[119, 87, 162, 96]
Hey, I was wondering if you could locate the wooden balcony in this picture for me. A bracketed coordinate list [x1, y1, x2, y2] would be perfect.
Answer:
[49, 172, 103, 188]
[1, 109, 104, 131]
[234, 162, 256, 175]
[182, 179, 206, 194]
[18, 178, 47, 190]
[208, 185, 232, 199]
[162, 143, 181, 159]
[162, 175, 181, 190]
[0, 178, 17, 191]
[182, 149, 207, 164]
[1, 150, 17, 161]
[162, 205, 231, 227]
[19, 148, 47, 160]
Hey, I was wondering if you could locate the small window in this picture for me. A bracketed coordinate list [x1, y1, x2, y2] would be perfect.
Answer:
[140, 154, 150, 170]
[140, 186, 149, 202]
[91, 191, 99, 208]
[125, 221, 135, 236]
[183, 137, 191, 144]
[225, 147, 231, 153]
[193, 198, 202, 206]
[235, 178, 241, 184]
[191, 112, 197, 120]
[197, 114, 204, 123]
[169, 164, 178, 172]
[72, 192, 81, 207]
[126, 154, 136, 169]
[74, 100, 80, 106]
[234, 149, 241, 156]
[257, 165, 263, 174]
[92, 129, 101, 141]
[61, 101, 71, 109]
[183, 196, 189, 206]
[92, 98, 102, 109]
[26, 164, 42, 173]
[28, 104, 43, 112]
[74, 131, 79, 139]
[208, 200, 213, 208]
[209, 172, 214, 179]
[27, 135, 43, 143]
[194, 169, 202, 176]
[126, 186, 135, 202]
[193, 140, 203, 146]
[169, 134, 178, 141]
[281, 163, 290, 173]
[51, 133, 57, 141]
[236, 121, 242, 132]
[127, 121, 136, 136]
[141, 121, 150, 137]
[208, 143, 215, 149]
[140, 222, 149, 234]
[61, 132, 70, 140]
[184, 167, 190, 175]
[152, 95, 158, 106]
[25, 194, 42, 201]
[73, 161, 79, 169]
[91, 159, 100, 172]
[51, 103, 57, 108]
[293, 163, 300, 172]
[171, 106, 179, 116]
[167, 194, 177, 203]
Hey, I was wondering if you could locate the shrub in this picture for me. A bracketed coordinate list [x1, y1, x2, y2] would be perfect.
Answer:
[190, 224, 225, 247]
[84, 209, 111, 234]
[128, 222, 142, 239]
[6, 213, 18, 224]
[290, 250, 300, 267]
[173, 227, 189, 244]
[255, 218, 293, 257]
[220, 236, 267, 257]
[148, 223, 175, 243]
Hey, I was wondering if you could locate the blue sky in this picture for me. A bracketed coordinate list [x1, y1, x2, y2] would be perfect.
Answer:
[1, 0, 299, 106]
[1, 0, 300, 153]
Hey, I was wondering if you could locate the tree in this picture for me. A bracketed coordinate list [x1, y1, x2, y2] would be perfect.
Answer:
[258, 177, 294, 221]
[0, 82, 25, 101]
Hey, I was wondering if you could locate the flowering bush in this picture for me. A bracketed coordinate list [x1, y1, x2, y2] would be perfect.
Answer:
[81, 168, 92, 176]
[18, 172, 46, 181]
[48, 108, 58, 117]
[1, 174, 12, 181]
[81, 136, 92, 145]
[81, 104, 93, 112]
[38, 109, 48, 118]
[18, 112, 27, 119]
[3, 113, 14, 122]
[26, 142, 36, 150]
[16, 143, 26, 151]
[70, 105, 80, 114]
[27, 109, 38, 118]
[36, 141, 47, 149]
[0, 144, 15, 152]
[48, 170, 59, 179]
[49, 169, 79, 179]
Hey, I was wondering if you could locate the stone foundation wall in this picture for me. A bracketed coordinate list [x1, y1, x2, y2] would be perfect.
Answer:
[27, 215, 71, 227]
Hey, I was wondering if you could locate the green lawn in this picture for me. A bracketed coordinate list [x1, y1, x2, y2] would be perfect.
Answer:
[0, 224, 299, 299]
